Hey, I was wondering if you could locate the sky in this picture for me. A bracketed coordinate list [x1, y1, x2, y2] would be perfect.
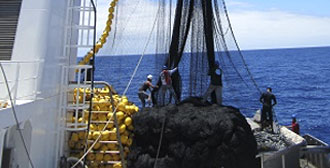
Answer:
[94, 0, 330, 55]
[225, 0, 330, 50]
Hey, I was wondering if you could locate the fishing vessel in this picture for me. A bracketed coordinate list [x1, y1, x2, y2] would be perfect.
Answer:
[0, 0, 329, 168]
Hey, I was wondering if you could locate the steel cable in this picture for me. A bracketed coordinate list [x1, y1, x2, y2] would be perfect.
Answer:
[71, 1, 162, 167]
[0, 63, 35, 168]
[153, 115, 166, 168]
[221, 0, 262, 94]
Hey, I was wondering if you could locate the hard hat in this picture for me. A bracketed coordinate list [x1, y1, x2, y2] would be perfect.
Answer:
[163, 65, 168, 70]
[147, 74, 153, 80]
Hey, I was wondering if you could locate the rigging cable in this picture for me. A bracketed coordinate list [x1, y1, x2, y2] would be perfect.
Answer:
[167, 0, 172, 65]
[71, 1, 162, 167]
[221, 0, 262, 94]
[153, 115, 166, 168]
[155, 1, 261, 165]
[221, 0, 280, 132]
[0, 63, 35, 168]
[212, 0, 250, 88]
[154, 0, 175, 166]
[84, 0, 97, 167]
[111, 0, 142, 54]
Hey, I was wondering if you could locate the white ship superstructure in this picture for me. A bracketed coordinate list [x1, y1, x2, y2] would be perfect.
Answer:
[0, 0, 95, 167]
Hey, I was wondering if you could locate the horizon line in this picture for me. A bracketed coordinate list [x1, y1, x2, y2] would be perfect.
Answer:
[78, 45, 330, 57]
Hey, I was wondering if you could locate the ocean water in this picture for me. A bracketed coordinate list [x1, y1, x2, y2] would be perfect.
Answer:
[94, 46, 330, 144]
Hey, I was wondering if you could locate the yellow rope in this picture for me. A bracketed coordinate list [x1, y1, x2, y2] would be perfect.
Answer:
[78, 0, 119, 65]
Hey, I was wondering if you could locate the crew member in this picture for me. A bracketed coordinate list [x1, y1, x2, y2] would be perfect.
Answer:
[287, 114, 300, 135]
[160, 65, 179, 105]
[259, 87, 277, 132]
[202, 61, 223, 105]
[138, 74, 158, 108]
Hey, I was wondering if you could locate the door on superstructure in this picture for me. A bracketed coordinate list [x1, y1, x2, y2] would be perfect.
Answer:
[0, 121, 32, 168]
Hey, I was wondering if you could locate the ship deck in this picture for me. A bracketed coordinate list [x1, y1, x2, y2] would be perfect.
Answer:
[247, 116, 329, 168]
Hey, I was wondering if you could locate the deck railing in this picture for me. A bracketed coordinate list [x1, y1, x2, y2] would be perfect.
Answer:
[301, 134, 330, 168]
[0, 60, 41, 106]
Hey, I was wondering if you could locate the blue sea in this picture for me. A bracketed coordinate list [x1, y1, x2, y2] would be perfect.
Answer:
[94, 46, 330, 144]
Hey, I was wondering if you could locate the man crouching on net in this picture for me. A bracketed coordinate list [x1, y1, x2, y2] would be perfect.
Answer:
[138, 74, 158, 108]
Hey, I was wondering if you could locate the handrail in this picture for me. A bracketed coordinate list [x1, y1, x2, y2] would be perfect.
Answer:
[301, 146, 330, 153]
[0, 76, 38, 84]
[0, 62, 35, 167]
[301, 146, 330, 168]
[0, 60, 40, 103]
[86, 81, 126, 167]
[0, 60, 42, 64]
[304, 134, 329, 146]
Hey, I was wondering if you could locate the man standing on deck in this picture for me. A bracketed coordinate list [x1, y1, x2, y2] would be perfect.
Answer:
[260, 87, 277, 132]
[138, 75, 158, 108]
[202, 61, 223, 105]
[160, 65, 179, 105]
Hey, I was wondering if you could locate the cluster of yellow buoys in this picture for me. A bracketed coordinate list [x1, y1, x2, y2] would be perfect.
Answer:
[73, 87, 112, 104]
[69, 86, 138, 168]
[78, 0, 119, 65]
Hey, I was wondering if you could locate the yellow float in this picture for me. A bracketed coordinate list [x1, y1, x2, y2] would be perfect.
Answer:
[69, 86, 139, 168]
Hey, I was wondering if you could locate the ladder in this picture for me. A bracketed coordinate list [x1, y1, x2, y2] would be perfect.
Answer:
[56, 0, 96, 166]
[83, 81, 125, 167]
[56, 0, 95, 165]
[61, 0, 96, 63]
[56, 0, 125, 167]
[57, 65, 92, 167]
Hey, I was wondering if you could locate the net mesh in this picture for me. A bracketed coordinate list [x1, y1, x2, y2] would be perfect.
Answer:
[102, 0, 261, 112]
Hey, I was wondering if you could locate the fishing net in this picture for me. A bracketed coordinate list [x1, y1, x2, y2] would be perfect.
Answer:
[102, 0, 261, 113]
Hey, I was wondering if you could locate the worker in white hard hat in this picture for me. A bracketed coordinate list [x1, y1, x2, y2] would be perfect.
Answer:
[138, 74, 158, 108]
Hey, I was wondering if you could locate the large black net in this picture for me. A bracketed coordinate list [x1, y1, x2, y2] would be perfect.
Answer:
[102, 0, 261, 112]
[152, 0, 261, 107]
